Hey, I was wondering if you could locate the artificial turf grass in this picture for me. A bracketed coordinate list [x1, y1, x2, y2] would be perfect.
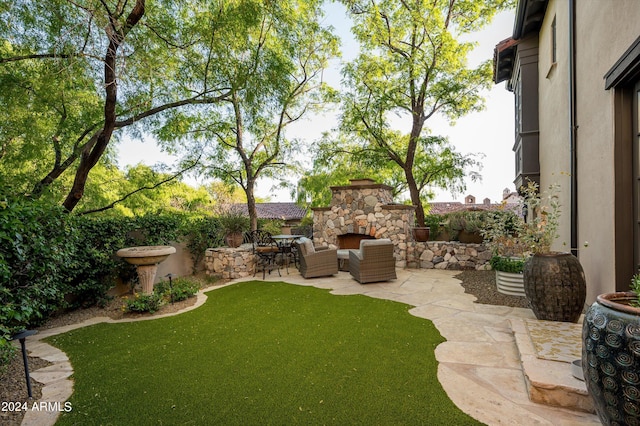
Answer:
[49, 281, 483, 425]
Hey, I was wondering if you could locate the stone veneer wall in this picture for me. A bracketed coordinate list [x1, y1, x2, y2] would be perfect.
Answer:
[205, 245, 255, 279]
[409, 242, 492, 270]
[203, 241, 492, 279]
[312, 181, 415, 267]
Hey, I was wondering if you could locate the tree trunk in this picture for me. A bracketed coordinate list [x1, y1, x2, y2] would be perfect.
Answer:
[246, 178, 258, 231]
[62, 1, 145, 212]
[405, 167, 425, 227]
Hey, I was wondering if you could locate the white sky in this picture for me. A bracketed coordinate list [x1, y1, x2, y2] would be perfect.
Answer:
[117, 3, 516, 204]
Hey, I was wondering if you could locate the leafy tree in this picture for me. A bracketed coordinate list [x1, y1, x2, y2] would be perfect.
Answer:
[77, 163, 213, 216]
[298, 131, 480, 209]
[338, 0, 512, 226]
[181, 0, 340, 230]
[0, 0, 253, 211]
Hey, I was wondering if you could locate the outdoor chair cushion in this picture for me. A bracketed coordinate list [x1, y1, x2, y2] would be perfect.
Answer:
[297, 237, 316, 256]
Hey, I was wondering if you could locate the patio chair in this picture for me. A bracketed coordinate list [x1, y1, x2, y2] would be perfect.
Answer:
[248, 230, 281, 279]
[293, 237, 338, 278]
[349, 239, 396, 284]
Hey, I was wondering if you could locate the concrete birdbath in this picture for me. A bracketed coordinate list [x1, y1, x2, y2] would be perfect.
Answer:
[116, 245, 176, 294]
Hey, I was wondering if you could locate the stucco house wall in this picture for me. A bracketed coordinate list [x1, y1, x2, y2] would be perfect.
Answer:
[573, 1, 640, 302]
[495, 0, 640, 304]
[537, 0, 572, 251]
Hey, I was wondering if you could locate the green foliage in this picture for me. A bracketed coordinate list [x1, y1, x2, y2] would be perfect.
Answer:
[123, 292, 164, 314]
[217, 208, 250, 235]
[0, 195, 74, 333]
[0, 195, 74, 368]
[423, 215, 443, 240]
[336, 0, 510, 226]
[631, 275, 640, 307]
[443, 210, 492, 239]
[517, 182, 562, 254]
[190, 0, 340, 229]
[155, 277, 200, 303]
[490, 255, 525, 274]
[481, 209, 526, 257]
[184, 216, 223, 271]
[125, 276, 200, 313]
[0, 327, 16, 375]
[259, 219, 284, 235]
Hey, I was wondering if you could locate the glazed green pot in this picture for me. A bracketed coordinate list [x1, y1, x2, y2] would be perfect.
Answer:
[582, 293, 640, 424]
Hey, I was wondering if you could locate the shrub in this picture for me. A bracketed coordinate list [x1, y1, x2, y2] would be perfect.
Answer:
[0, 196, 74, 329]
[184, 216, 223, 270]
[123, 292, 164, 314]
[259, 219, 284, 235]
[0, 195, 75, 368]
[155, 277, 200, 302]
[489, 255, 525, 273]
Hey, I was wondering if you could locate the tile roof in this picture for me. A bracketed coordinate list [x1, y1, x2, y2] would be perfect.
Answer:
[232, 202, 307, 220]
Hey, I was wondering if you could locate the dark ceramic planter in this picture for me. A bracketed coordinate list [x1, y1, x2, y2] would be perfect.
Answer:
[582, 293, 640, 425]
[412, 227, 430, 242]
[523, 252, 586, 322]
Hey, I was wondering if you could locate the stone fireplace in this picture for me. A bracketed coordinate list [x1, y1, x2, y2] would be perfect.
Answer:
[311, 179, 415, 267]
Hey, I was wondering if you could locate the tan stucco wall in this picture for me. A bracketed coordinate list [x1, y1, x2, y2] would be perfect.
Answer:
[535, 0, 640, 302]
[574, 1, 640, 302]
[537, 0, 572, 251]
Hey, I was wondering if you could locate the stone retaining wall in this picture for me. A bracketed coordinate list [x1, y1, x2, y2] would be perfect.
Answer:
[409, 241, 492, 270]
[204, 241, 491, 278]
[205, 245, 255, 279]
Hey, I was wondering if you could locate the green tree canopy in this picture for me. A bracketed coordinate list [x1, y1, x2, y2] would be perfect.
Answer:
[170, 0, 340, 230]
[335, 0, 512, 226]
[0, 0, 270, 212]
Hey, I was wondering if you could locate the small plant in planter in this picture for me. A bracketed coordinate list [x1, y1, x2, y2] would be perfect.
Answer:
[489, 255, 525, 274]
[483, 210, 528, 297]
[217, 206, 250, 248]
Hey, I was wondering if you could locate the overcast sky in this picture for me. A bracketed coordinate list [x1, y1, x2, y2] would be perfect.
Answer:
[117, 3, 517, 204]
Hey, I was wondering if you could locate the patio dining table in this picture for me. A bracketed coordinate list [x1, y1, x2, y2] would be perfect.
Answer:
[271, 234, 305, 272]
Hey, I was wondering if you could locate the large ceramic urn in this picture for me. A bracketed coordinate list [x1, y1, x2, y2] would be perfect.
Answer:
[582, 293, 640, 425]
[523, 252, 586, 322]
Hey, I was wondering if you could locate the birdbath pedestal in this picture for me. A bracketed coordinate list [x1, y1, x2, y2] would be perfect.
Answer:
[116, 246, 176, 294]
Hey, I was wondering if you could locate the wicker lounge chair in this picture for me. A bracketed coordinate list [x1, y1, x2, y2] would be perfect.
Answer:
[293, 237, 338, 278]
[349, 239, 396, 284]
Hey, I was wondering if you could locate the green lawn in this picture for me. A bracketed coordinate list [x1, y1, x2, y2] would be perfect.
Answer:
[49, 281, 482, 425]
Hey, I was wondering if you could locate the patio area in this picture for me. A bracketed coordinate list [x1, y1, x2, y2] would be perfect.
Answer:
[25, 268, 599, 425]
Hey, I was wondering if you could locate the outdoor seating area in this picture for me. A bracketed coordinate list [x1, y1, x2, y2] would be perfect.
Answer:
[210, 230, 400, 284]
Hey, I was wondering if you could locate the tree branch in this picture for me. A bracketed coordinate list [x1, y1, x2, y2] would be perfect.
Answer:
[78, 155, 201, 215]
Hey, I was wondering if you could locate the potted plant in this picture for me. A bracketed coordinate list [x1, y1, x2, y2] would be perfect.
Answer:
[517, 182, 586, 322]
[217, 206, 250, 248]
[489, 255, 526, 297]
[444, 210, 486, 243]
[582, 275, 640, 424]
[482, 210, 527, 297]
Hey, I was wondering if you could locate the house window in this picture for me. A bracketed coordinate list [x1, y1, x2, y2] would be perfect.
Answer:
[551, 16, 557, 64]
